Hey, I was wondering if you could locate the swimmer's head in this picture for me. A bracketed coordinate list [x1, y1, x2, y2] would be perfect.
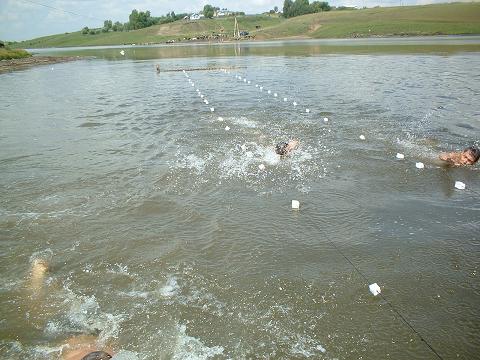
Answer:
[461, 146, 480, 165]
[275, 142, 289, 156]
[81, 351, 112, 360]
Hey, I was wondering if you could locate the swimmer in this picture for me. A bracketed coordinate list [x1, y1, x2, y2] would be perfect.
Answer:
[155, 64, 160, 73]
[61, 335, 114, 360]
[439, 146, 479, 166]
[275, 139, 299, 156]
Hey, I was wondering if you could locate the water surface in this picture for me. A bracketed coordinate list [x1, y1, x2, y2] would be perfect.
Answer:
[1, 38, 479, 359]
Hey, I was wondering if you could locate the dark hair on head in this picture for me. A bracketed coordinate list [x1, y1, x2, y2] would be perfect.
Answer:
[81, 351, 112, 360]
[276, 142, 288, 156]
[465, 146, 480, 162]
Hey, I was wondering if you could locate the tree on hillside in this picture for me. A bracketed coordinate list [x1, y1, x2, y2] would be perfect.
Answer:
[274, 6, 279, 12]
[290, 0, 311, 17]
[103, 20, 113, 32]
[81, 26, 89, 34]
[112, 21, 124, 31]
[203, 4, 215, 18]
[283, 0, 293, 17]
[128, 9, 156, 29]
[311, 1, 331, 12]
[283, 0, 330, 18]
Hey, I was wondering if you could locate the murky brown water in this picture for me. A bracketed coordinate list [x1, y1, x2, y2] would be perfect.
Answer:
[1, 38, 479, 359]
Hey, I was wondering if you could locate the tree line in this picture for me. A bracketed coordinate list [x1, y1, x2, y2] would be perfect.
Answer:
[82, 9, 188, 35]
[283, 0, 331, 18]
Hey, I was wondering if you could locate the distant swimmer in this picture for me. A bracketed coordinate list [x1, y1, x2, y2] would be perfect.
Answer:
[439, 146, 479, 166]
[275, 139, 299, 156]
[156, 64, 160, 73]
[61, 335, 113, 360]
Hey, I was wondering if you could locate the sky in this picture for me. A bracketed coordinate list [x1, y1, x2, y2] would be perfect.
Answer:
[0, 0, 475, 41]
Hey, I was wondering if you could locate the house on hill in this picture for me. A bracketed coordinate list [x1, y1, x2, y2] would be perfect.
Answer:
[214, 8, 232, 17]
[189, 13, 203, 20]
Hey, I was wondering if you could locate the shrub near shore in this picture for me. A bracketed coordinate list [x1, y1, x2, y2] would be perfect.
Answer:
[0, 46, 31, 60]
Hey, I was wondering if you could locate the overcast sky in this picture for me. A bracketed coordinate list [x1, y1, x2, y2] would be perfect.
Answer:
[0, 0, 474, 41]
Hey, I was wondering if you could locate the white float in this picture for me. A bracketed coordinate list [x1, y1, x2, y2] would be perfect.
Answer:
[306, 109, 310, 113]
[415, 162, 424, 169]
[291, 200, 300, 210]
[369, 283, 381, 296]
[225, 126, 230, 131]
[210, 107, 215, 112]
[359, 135, 365, 140]
[454, 181, 465, 190]
[284, 97, 288, 102]
[396, 153, 405, 159]
[258, 164, 266, 170]
[323, 117, 329, 122]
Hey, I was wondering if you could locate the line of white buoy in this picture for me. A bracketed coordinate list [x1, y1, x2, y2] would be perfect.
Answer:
[219, 68, 312, 114]
[185, 70, 216, 113]
[184, 70, 234, 133]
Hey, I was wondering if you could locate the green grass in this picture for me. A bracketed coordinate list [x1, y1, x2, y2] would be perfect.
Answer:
[11, 3, 480, 48]
[256, 2, 480, 39]
[0, 47, 31, 60]
[13, 15, 282, 48]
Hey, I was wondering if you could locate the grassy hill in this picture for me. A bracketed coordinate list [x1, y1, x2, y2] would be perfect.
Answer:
[256, 2, 480, 39]
[11, 2, 480, 49]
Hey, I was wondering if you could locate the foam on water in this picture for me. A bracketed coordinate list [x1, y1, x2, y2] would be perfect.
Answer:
[44, 285, 124, 345]
[175, 154, 208, 174]
[112, 350, 140, 360]
[230, 116, 257, 128]
[396, 137, 437, 161]
[172, 324, 224, 360]
[290, 335, 327, 358]
[107, 263, 132, 276]
[160, 276, 180, 297]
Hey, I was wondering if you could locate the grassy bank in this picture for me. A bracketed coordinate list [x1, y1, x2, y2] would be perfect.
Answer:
[11, 2, 480, 49]
[0, 47, 31, 60]
[256, 2, 480, 39]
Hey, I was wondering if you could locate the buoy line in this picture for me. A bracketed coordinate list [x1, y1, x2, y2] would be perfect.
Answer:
[183, 70, 230, 131]
[218, 68, 312, 115]
[301, 216, 445, 360]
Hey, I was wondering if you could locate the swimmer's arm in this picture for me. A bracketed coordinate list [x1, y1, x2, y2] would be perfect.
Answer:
[439, 152, 459, 164]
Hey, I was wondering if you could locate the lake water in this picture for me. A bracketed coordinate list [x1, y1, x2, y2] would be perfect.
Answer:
[1, 38, 479, 359]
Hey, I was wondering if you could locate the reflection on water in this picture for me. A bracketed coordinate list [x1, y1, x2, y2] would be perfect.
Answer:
[30, 36, 480, 60]
[1, 39, 479, 359]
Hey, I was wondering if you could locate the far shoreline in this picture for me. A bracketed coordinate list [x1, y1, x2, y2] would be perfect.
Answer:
[24, 33, 480, 51]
